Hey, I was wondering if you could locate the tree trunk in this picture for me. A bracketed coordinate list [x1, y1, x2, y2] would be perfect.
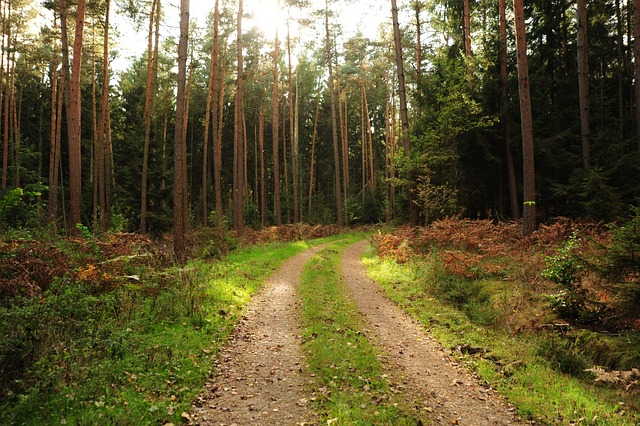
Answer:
[391, 0, 418, 226]
[414, 0, 422, 118]
[634, 0, 640, 152]
[463, 0, 473, 91]
[1, 1, 10, 189]
[325, 0, 343, 225]
[202, 0, 218, 227]
[48, 18, 61, 227]
[67, 0, 86, 232]
[273, 7, 282, 226]
[173, 0, 190, 263]
[513, 0, 536, 236]
[287, 13, 299, 223]
[499, 0, 519, 219]
[233, 0, 245, 234]
[577, 0, 591, 169]
[141, 0, 157, 234]
[259, 111, 265, 226]
[308, 96, 320, 215]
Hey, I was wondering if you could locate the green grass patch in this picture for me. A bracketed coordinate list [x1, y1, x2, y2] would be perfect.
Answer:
[362, 245, 639, 425]
[0, 235, 344, 425]
[299, 237, 424, 425]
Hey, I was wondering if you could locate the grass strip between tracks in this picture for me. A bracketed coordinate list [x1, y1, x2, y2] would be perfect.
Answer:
[299, 237, 425, 425]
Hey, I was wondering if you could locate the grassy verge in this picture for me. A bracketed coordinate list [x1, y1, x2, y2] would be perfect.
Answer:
[362, 244, 639, 425]
[0, 234, 344, 425]
[299, 236, 424, 425]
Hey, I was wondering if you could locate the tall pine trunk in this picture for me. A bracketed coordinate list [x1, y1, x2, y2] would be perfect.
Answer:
[141, 0, 157, 234]
[273, 8, 282, 226]
[514, 0, 536, 236]
[391, 0, 418, 226]
[233, 0, 245, 234]
[500, 0, 519, 219]
[325, 0, 343, 225]
[173, 0, 190, 263]
[577, 0, 591, 169]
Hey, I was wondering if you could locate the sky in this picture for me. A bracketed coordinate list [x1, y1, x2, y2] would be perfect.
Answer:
[112, 0, 391, 73]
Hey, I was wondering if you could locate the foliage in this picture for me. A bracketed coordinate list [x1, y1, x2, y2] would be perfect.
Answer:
[0, 186, 45, 232]
[365, 234, 640, 424]
[0, 229, 344, 424]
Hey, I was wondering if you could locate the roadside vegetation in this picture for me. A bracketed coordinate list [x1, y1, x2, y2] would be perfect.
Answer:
[0, 224, 342, 424]
[299, 237, 424, 425]
[367, 215, 640, 425]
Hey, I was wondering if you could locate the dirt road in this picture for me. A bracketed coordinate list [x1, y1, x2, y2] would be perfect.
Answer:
[192, 240, 526, 425]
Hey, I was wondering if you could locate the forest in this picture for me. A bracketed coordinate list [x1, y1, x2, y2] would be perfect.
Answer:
[1, 0, 639, 424]
[0, 0, 637, 246]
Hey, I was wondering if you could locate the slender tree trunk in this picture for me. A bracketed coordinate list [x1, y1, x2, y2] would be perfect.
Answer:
[287, 13, 299, 223]
[259, 111, 265, 226]
[499, 0, 519, 219]
[308, 96, 320, 215]
[48, 24, 61, 226]
[577, 0, 591, 169]
[634, 0, 640, 152]
[233, 0, 245, 234]
[513, 0, 536, 236]
[414, 0, 422, 118]
[202, 0, 218, 227]
[91, 32, 98, 230]
[391, 0, 418, 226]
[1, 1, 10, 189]
[463, 0, 473, 91]
[215, 71, 225, 226]
[0, 2, 11, 189]
[273, 7, 282, 226]
[338, 84, 349, 203]
[141, 0, 157, 234]
[174, 0, 190, 263]
[384, 70, 392, 223]
[325, 0, 343, 225]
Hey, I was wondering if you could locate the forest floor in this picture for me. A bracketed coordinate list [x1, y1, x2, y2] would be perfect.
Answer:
[190, 240, 526, 425]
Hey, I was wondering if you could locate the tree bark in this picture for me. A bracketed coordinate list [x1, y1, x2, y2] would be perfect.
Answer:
[68, 0, 86, 232]
[634, 0, 640, 152]
[174, 0, 190, 263]
[1, 1, 10, 189]
[391, 0, 418, 226]
[577, 0, 591, 169]
[287, 13, 299, 223]
[325, 0, 343, 225]
[273, 6, 282, 226]
[499, 0, 519, 219]
[513, 0, 536, 236]
[141, 0, 157, 234]
[233, 0, 245, 234]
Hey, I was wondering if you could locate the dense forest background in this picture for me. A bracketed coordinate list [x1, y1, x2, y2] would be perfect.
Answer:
[0, 0, 639, 245]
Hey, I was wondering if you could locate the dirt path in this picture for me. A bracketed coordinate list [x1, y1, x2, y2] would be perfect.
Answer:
[190, 243, 330, 426]
[341, 240, 528, 425]
[192, 240, 528, 425]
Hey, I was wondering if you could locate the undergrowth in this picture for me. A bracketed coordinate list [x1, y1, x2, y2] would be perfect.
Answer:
[366, 216, 640, 425]
[0, 229, 342, 424]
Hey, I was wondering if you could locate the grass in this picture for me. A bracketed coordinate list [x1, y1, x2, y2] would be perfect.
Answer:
[0, 234, 345, 425]
[362, 244, 639, 425]
[299, 236, 424, 425]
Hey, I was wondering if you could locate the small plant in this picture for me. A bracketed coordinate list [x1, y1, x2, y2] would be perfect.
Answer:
[542, 234, 604, 323]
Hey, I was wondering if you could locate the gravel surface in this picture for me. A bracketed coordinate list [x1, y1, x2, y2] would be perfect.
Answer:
[192, 240, 530, 425]
[190, 243, 330, 426]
